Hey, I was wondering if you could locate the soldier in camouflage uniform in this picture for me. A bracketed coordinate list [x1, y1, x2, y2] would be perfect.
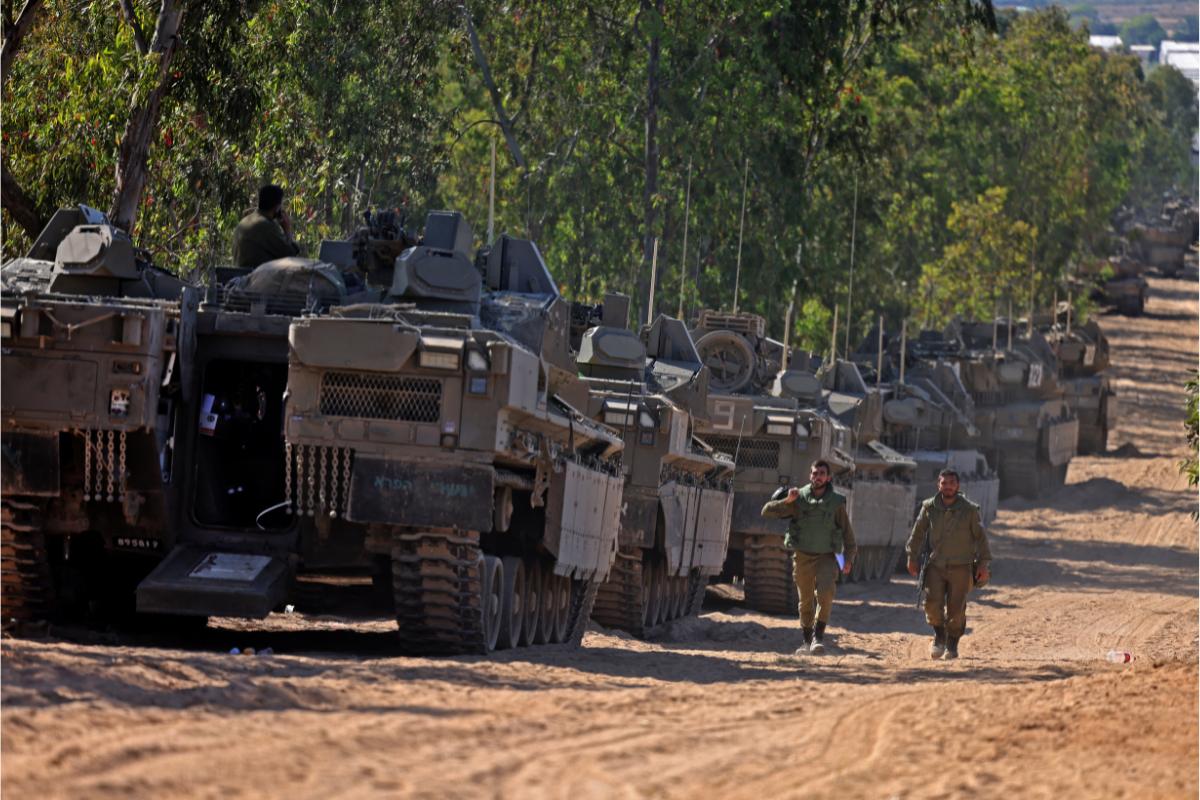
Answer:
[231, 184, 301, 267]
[761, 460, 856, 654]
[906, 468, 993, 660]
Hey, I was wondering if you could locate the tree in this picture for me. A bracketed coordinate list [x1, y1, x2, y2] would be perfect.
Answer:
[1120, 14, 1167, 48]
[2, 0, 459, 276]
[921, 188, 1037, 326]
[780, 9, 1171, 342]
[435, 0, 998, 326]
[1172, 15, 1198, 42]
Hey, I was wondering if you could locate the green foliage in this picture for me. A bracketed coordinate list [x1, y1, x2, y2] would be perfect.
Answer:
[1173, 15, 1199, 42]
[921, 188, 1037, 325]
[1068, 5, 1098, 21]
[1119, 14, 1167, 48]
[790, 298, 833, 356]
[1182, 369, 1198, 522]
[3, 0, 1184, 352]
[2, 0, 459, 278]
[432, 0, 997, 328]
[773, 8, 1185, 343]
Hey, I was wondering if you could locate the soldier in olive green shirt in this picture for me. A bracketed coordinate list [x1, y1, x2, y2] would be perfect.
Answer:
[906, 468, 992, 661]
[761, 459, 856, 655]
[232, 184, 300, 268]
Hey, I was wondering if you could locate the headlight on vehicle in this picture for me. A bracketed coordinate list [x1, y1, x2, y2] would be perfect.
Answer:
[466, 349, 489, 372]
[420, 351, 460, 371]
[765, 414, 792, 436]
[604, 410, 633, 425]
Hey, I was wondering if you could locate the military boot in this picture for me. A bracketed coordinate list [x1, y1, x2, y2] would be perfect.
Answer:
[795, 627, 814, 655]
[942, 635, 960, 660]
[930, 626, 947, 660]
[810, 621, 827, 654]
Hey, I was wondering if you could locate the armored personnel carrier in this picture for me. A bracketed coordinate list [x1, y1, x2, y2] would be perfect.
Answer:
[1086, 247, 1149, 317]
[1038, 310, 1117, 455]
[1, 206, 194, 622]
[1114, 195, 1198, 279]
[685, 310, 883, 616]
[926, 318, 1078, 499]
[570, 296, 734, 637]
[813, 355, 921, 577]
[133, 210, 625, 654]
[854, 329, 1000, 524]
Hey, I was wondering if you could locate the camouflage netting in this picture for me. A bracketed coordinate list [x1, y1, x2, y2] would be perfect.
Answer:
[231, 257, 346, 298]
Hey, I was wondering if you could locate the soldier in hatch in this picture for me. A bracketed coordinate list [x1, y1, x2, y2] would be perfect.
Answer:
[761, 460, 856, 654]
[906, 468, 993, 661]
[231, 184, 301, 267]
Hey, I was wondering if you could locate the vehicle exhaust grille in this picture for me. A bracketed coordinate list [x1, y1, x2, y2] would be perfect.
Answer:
[319, 372, 442, 422]
[699, 436, 780, 470]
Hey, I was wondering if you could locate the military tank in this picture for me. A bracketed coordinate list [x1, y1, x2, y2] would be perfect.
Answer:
[1, 206, 195, 622]
[1038, 309, 1117, 455]
[570, 296, 734, 637]
[917, 318, 1078, 500]
[813, 355, 921, 578]
[854, 328, 1000, 524]
[684, 310, 869, 616]
[1115, 194, 1198, 279]
[133, 210, 625, 654]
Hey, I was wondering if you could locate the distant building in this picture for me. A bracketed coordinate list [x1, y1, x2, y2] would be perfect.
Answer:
[1089, 35, 1123, 52]
[1159, 41, 1200, 87]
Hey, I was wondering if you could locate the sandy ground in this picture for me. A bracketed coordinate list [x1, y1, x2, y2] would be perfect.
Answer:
[3, 274, 1197, 800]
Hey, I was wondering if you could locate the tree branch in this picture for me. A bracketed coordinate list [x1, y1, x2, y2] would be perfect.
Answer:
[118, 0, 149, 56]
[108, 0, 184, 231]
[1, 0, 41, 89]
[460, 2, 527, 170]
[2, 163, 44, 240]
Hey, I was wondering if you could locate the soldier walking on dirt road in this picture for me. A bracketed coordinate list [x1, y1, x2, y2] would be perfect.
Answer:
[761, 460, 856, 654]
[907, 469, 993, 660]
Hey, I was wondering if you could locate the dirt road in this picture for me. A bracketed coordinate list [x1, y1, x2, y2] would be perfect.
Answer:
[3, 276, 1197, 800]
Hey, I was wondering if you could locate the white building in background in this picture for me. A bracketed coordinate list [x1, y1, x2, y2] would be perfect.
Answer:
[1159, 41, 1200, 87]
[1089, 35, 1123, 52]
[1130, 44, 1156, 64]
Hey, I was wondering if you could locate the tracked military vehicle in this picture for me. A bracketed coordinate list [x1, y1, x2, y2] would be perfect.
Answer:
[569, 296, 734, 637]
[914, 319, 1078, 500]
[1, 206, 194, 622]
[1114, 195, 1198, 279]
[134, 210, 625, 654]
[684, 311, 869, 616]
[852, 329, 999, 524]
[1037, 310, 1117, 455]
[812, 356, 922, 577]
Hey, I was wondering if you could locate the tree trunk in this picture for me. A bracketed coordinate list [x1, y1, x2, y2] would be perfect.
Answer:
[1, 0, 45, 239]
[1, 0, 42, 89]
[107, 0, 183, 233]
[639, 0, 661, 327]
[461, 3, 525, 171]
[1, 163, 43, 239]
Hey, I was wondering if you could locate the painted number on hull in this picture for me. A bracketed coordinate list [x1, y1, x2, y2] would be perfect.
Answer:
[712, 401, 736, 431]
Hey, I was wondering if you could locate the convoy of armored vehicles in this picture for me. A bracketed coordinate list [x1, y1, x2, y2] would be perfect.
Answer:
[4, 207, 628, 653]
[1088, 195, 1198, 316]
[1, 202, 1117, 641]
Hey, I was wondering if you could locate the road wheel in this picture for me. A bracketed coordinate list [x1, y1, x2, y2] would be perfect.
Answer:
[481, 556, 503, 652]
[495, 556, 524, 650]
[519, 559, 542, 647]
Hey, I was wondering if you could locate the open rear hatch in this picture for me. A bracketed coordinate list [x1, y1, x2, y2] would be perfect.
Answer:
[136, 545, 291, 618]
